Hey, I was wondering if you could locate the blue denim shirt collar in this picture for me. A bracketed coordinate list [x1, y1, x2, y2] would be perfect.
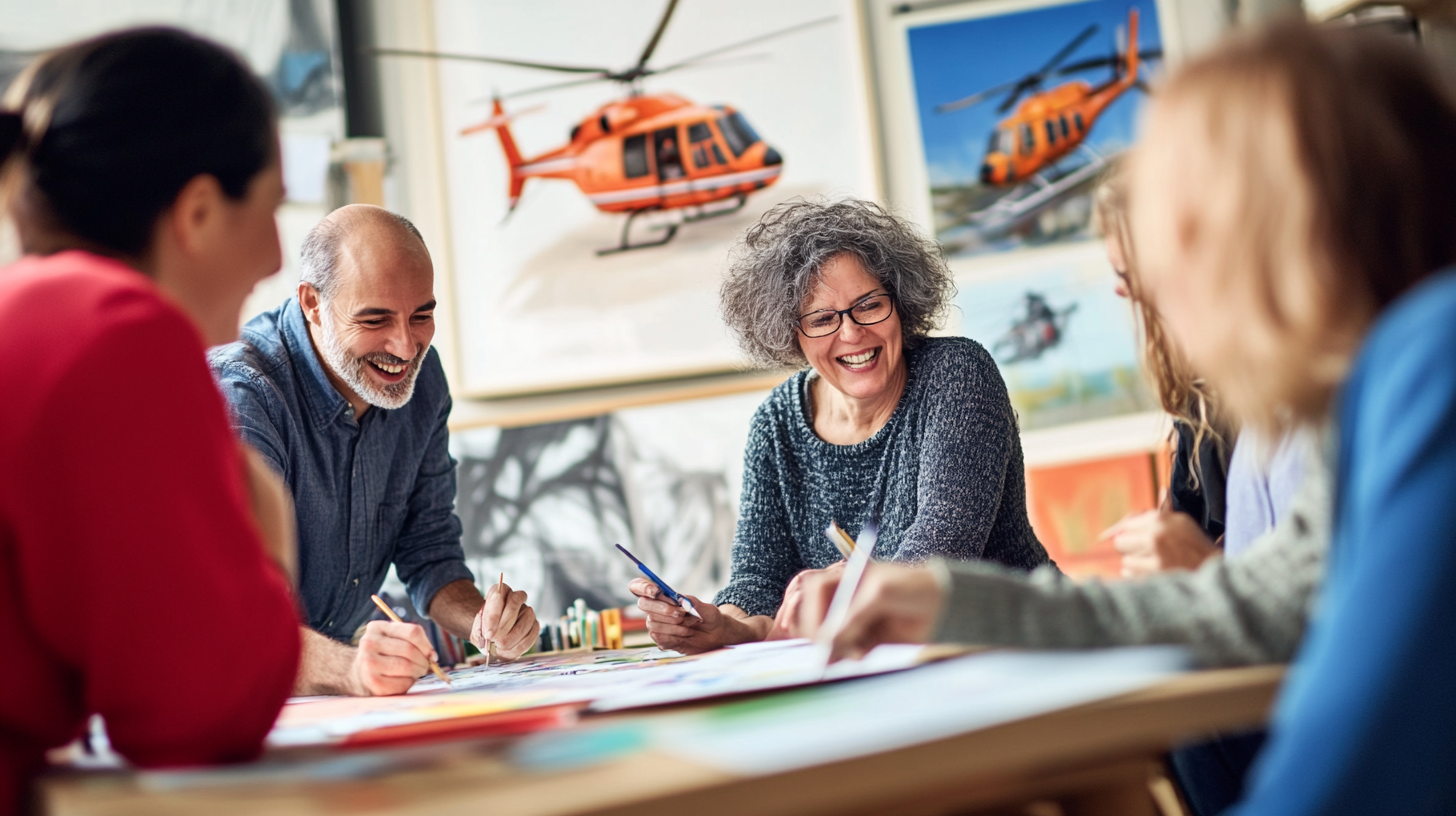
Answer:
[279, 298, 355, 430]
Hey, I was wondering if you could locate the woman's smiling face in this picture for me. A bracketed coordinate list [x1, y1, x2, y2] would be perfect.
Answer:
[798, 253, 904, 402]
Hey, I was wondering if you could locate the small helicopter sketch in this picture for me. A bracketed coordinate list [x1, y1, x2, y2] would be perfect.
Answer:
[376, 0, 833, 254]
[994, 292, 1078, 364]
[936, 7, 1161, 245]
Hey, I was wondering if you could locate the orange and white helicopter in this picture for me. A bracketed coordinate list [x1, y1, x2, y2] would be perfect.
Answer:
[376, 0, 831, 253]
[936, 7, 1161, 187]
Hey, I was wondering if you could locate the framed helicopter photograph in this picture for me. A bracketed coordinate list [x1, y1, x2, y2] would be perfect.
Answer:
[413, 0, 881, 397]
[862, 0, 1174, 260]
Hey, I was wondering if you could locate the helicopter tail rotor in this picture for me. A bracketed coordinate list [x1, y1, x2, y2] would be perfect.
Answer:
[461, 98, 531, 211]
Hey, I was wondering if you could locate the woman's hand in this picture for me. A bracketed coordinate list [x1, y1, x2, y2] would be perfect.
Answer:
[772, 562, 847, 638]
[1101, 508, 1220, 577]
[628, 578, 763, 654]
[791, 564, 944, 661]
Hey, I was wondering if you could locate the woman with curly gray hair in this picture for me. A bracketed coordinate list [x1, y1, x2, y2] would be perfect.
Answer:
[629, 198, 1050, 654]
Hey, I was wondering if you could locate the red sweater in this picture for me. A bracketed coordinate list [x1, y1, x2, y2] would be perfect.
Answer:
[0, 252, 300, 814]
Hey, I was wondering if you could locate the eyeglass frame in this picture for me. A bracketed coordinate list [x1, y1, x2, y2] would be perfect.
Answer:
[794, 290, 897, 338]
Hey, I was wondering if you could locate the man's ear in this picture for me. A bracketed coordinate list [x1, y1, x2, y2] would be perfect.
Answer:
[165, 174, 227, 257]
[297, 281, 323, 326]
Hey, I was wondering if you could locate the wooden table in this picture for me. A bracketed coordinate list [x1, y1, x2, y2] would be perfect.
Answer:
[40, 664, 1282, 816]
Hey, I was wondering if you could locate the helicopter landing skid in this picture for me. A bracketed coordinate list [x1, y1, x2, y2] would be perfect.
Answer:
[596, 195, 749, 255]
[598, 208, 678, 255]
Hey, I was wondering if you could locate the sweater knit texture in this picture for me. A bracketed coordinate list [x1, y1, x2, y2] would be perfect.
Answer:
[715, 336, 1049, 618]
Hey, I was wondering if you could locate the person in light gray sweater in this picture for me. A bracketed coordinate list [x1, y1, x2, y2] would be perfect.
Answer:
[799, 442, 1330, 668]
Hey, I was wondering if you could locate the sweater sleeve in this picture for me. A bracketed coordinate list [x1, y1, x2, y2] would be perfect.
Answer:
[932, 448, 1330, 667]
[14, 301, 300, 768]
[1231, 281, 1456, 816]
[896, 340, 1019, 562]
[713, 404, 805, 618]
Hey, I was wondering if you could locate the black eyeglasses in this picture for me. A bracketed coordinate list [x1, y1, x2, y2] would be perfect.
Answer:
[795, 292, 895, 338]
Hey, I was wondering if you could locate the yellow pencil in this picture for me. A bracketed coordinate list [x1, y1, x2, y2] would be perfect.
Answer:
[369, 594, 452, 685]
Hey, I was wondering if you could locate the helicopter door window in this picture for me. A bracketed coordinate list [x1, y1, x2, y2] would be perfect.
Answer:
[623, 134, 651, 179]
[654, 127, 686, 181]
[688, 122, 716, 169]
[1059, 115, 1070, 140]
[1074, 112, 1085, 134]
[1044, 120, 1057, 146]
[711, 143, 728, 165]
[1019, 123, 1035, 156]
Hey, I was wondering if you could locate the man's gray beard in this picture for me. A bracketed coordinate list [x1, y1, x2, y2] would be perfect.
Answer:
[318, 313, 425, 410]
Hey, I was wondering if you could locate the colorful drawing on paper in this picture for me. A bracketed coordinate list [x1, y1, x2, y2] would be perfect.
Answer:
[428, 0, 877, 394]
[268, 641, 930, 749]
[1025, 451, 1156, 577]
[954, 245, 1155, 429]
[904, 0, 1163, 257]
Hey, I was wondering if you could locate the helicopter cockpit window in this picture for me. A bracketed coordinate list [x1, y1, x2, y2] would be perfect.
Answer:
[718, 112, 760, 158]
[1019, 123, 1035, 155]
[623, 134, 651, 179]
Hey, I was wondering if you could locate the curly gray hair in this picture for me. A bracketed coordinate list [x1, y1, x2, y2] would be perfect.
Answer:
[719, 197, 955, 367]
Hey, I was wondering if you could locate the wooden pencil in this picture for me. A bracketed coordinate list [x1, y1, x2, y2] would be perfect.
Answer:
[369, 594, 452, 685]
[487, 572, 504, 666]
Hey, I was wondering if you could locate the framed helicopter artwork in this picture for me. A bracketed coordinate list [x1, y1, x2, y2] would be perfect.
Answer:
[406, 0, 880, 397]
[862, 0, 1177, 259]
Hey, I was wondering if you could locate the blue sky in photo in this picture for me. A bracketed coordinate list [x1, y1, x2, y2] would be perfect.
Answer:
[907, 0, 1163, 188]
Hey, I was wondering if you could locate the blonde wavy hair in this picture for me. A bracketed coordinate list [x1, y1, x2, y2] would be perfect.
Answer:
[1093, 161, 1230, 471]
[1129, 18, 1456, 433]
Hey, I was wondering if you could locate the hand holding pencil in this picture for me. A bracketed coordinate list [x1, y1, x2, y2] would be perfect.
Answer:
[470, 577, 540, 663]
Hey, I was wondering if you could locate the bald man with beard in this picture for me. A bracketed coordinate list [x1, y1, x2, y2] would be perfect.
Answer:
[210, 205, 539, 697]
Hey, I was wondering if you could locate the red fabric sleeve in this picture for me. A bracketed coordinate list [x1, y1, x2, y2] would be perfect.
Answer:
[11, 285, 300, 767]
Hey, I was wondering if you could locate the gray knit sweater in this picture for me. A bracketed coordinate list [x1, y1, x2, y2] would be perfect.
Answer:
[715, 336, 1050, 618]
[932, 442, 1331, 667]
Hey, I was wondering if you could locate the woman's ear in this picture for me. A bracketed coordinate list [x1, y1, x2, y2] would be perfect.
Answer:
[163, 173, 227, 258]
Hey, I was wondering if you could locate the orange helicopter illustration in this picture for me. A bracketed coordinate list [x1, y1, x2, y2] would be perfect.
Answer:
[936, 7, 1161, 187]
[375, 0, 833, 254]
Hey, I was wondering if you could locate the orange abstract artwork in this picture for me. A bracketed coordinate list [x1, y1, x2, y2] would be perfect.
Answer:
[1025, 453, 1158, 578]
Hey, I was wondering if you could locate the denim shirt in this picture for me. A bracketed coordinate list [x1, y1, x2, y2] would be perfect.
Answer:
[208, 299, 473, 642]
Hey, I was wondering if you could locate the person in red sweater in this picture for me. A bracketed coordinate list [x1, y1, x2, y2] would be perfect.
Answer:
[0, 29, 303, 814]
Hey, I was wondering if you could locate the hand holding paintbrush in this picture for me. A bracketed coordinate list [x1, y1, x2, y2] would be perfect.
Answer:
[469, 575, 541, 664]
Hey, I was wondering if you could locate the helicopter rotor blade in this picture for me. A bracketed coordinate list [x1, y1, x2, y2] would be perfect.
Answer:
[642, 52, 772, 79]
[1036, 23, 1099, 79]
[634, 0, 682, 71]
[653, 15, 838, 74]
[370, 47, 611, 75]
[995, 78, 1040, 114]
[494, 74, 620, 101]
[935, 78, 1029, 114]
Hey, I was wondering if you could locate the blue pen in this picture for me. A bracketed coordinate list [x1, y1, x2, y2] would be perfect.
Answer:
[615, 543, 703, 619]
